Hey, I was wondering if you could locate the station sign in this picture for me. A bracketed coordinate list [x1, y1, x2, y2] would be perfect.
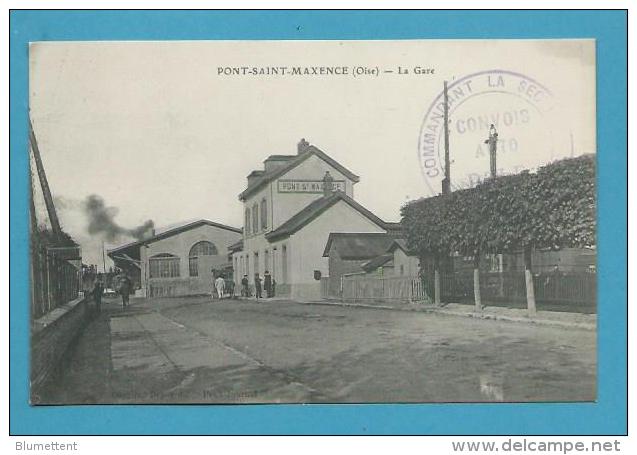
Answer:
[277, 179, 346, 194]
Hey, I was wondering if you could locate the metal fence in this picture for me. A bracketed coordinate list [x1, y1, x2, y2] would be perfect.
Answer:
[437, 270, 596, 313]
[340, 276, 431, 303]
[534, 271, 596, 311]
[333, 271, 596, 313]
[31, 245, 81, 319]
[479, 272, 528, 303]
[437, 272, 528, 304]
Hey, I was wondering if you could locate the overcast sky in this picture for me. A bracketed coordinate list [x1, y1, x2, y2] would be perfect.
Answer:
[29, 39, 595, 268]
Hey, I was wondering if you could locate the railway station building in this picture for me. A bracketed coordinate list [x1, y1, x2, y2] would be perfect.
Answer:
[232, 139, 397, 300]
[108, 219, 242, 298]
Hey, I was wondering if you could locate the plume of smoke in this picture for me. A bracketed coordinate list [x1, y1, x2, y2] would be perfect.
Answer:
[128, 220, 155, 240]
[83, 194, 154, 242]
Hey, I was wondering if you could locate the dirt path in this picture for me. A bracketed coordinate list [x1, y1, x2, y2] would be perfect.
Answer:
[37, 296, 596, 404]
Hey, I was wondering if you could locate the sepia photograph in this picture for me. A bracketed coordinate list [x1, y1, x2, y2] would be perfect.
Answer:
[27, 38, 597, 406]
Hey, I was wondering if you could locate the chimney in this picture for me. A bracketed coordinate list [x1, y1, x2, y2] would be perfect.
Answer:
[322, 171, 335, 196]
[297, 138, 310, 154]
[264, 155, 294, 173]
[247, 170, 265, 187]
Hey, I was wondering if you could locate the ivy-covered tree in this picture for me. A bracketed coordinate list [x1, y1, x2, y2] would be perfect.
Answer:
[401, 154, 596, 313]
[403, 154, 595, 258]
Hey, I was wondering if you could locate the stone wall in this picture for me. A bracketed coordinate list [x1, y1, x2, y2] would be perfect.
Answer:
[30, 294, 93, 403]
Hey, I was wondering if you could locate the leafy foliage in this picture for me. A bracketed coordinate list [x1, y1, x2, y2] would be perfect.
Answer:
[34, 224, 77, 248]
[401, 155, 596, 258]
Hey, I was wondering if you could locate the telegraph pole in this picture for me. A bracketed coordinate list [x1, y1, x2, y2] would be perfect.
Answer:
[442, 81, 451, 195]
[102, 241, 107, 273]
[435, 81, 452, 307]
[485, 124, 498, 178]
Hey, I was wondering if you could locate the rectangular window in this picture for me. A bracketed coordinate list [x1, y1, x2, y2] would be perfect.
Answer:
[264, 250, 270, 274]
[254, 251, 260, 278]
[149, 257, 180, 278]
[272, 247, 277, 280]
[261, 199, 268, 230]
[245, 209, 251, 235]
[252, 204, 259, 233]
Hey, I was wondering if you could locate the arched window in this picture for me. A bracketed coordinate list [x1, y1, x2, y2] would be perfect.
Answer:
[245, 208, 251, 235]
[261, 198, 268, 230]
[189, 241, 218, 257]
[188, 241, 218, 277]
[149, 253, 180, 278]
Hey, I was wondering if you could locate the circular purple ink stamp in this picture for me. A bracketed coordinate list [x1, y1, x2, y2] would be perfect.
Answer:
[418, 69, 562, 196]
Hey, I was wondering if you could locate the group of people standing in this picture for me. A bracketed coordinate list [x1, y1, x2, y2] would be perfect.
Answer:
[240, 270, 275, 300]
[90, 270, 133, 313]
[92, 268, 278, 307]
[212, 274, 234, 300]
[211, 271, 275, 301]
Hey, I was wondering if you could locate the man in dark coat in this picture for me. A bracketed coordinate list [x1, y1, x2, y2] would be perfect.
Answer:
[92, 279, 104, 313]
[254, 273, 262, 300]
[226, 278, 236, 299]
[264, 270, 272, 298]
[115, 271, 132, 308]
[241, 274, 249, 297]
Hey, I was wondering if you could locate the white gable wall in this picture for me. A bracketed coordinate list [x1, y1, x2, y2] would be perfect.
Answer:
[241, 153, 359, 283]
[392, 248, 420, 277]
[272, 154, 355, 229]
[287, 200, 386, 299]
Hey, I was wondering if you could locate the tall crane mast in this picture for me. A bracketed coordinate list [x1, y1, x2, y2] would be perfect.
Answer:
[29, 117, 62, 238]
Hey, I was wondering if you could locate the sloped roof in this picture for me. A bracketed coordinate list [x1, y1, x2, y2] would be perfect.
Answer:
[228, 239, 244, 253]
[266, 192, 386, 243]
[322, 232, 397, 260]
[361, 254, 394, 272]
[383, 222, 403, 236]
[387, 238, 415, 255]
[239, 144, 360, 201]
[265, 154, 296, 161]
[107, 219, 242, 257]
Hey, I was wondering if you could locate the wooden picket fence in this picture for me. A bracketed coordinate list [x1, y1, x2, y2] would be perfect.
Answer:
[339, 276, 431, 303]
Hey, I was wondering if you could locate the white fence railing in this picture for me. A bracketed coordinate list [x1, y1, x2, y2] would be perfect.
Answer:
[340, 275, 431, 303]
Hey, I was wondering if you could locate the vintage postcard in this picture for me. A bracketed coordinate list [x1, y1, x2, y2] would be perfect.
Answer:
[28, 39, 597, 405]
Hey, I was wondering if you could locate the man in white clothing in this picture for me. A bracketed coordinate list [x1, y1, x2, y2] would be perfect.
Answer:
[214, 275, 226, 300]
